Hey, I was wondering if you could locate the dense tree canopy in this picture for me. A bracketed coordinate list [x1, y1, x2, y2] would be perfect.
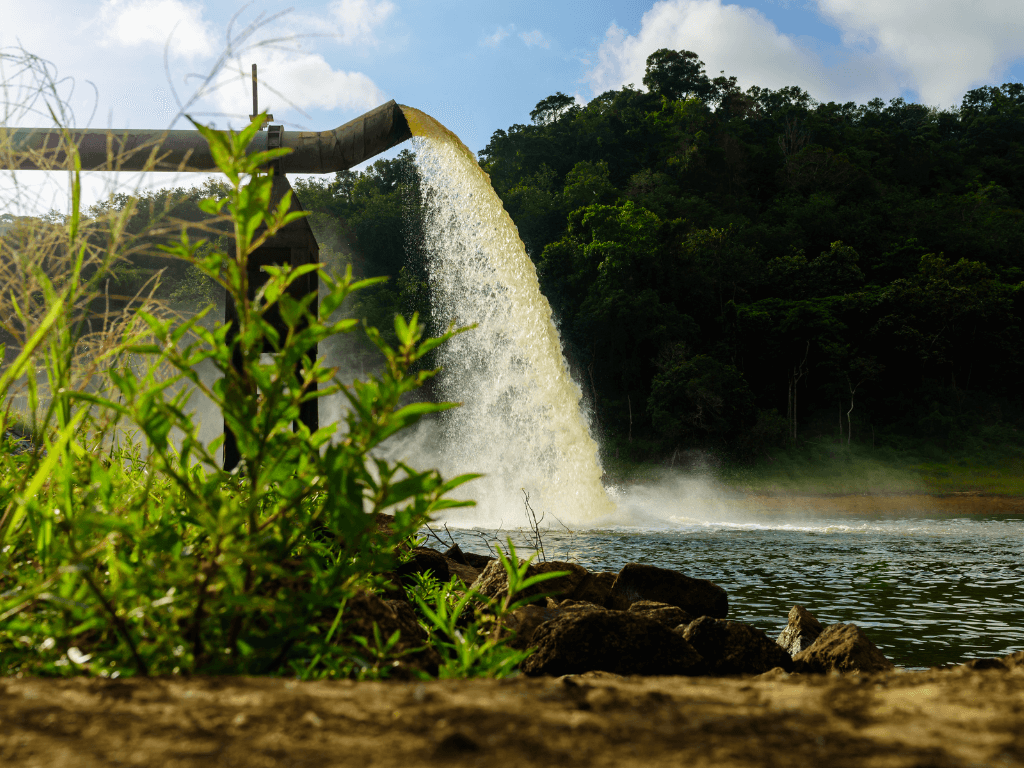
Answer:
[473, 49, 1024, 458]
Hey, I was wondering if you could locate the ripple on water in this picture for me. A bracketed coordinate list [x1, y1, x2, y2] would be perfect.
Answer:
[441, 512, 1024, 669]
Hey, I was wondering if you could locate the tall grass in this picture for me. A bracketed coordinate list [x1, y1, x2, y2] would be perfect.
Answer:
[0, 46, 485, 678]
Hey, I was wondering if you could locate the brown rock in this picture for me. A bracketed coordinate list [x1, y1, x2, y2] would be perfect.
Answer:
[460, 551, 495, 570]
[444, 559, 481, 587]
[961, 658, 1007, 671]
[627, 600, 694, 629]
[792, 623, 894, 674]
[1002, 651, 1024, 669]
[553, 599, 605, 611]
[776, 605, 824, 656]
[373, 512, 399, 537]
[378, 570, 408, 602]
[433, 731, 480, 757]
[571, 571, 618, 606]
[609, 563, 728, 618]
[371, 513, 416, 553]
[471, 559, 589, 607]
[505, 602, 604, 649]
[680, 617, 794, 675]
[521, 609, 704, 677]
[506, 605, 559, 649]
[396, 547, 450, 586]
[442, 543, 469, 565]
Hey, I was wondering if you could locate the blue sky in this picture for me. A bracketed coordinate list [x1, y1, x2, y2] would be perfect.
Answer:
[2, 0, 1023, 211]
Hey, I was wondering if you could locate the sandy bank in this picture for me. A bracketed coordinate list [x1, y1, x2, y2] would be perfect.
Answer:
[732, 492, 1024, 515]
[3, 666, 1023, 767]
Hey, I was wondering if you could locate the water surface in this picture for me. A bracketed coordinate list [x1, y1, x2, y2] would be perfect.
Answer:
[440, 508, 1024, 670]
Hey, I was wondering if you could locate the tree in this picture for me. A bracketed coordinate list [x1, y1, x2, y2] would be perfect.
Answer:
[647, 353, 756, 450]
[562, 160, 618, 212]
[643, 49, 736, 105]
[530, 92, 578, 125]
[765, 241, 865, 300]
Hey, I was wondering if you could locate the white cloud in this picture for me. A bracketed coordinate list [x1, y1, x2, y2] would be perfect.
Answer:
[213, 50, 386, 121]
[813, 0, 1024, 107]
[587, 0, 843, 99]
[587, 0, 1024, 110]
[519, 30, 551, 49]
[482, 26, 552, 50]
[328, 0, 397, 46]
[97, 0, 214, 59]
[482, 25, 513, 47]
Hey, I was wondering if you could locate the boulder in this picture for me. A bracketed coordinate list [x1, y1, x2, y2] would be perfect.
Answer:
[961, 658, 1008, 671]
[776, 605, 824, 656]
[378, 570, 408, 602]
[460, 551, 495, 570]
[505, 602, 603, 649]
[396, 547, 450, 586]
[792, 623, 894, 674]
[571, 571, 618, 606]
[680, 617, 794, 675]
[442, 543, 469, 566]
[371, 513, 414, 552]
[440, 543, 494, 570]
[444, 559, 481, 587]
[433, 731, 480, 757]
[471, 559, 589, 606]
[609, 563, 728, 618]
[552, 599, 605, 611]
[627, 600, 694, 629]
[1003, 651, 1024, 670]
[373, 512, 399, 537]
[521, 609, 704, 677]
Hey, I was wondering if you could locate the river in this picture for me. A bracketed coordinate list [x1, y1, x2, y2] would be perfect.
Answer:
[439, 497, 1024, 670]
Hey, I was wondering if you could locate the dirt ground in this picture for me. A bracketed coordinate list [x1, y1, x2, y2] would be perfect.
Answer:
[2, 666, 1023, 767]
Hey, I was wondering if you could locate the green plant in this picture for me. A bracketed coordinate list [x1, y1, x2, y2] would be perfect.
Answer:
[407, 541, 568, 678]
[0, 110, 477, 678]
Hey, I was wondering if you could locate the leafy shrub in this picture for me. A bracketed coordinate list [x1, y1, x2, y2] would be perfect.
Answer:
[0, 114, 477, 678]
[407, 541, 567, 679]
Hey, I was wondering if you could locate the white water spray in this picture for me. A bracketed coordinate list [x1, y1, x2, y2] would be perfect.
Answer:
[401, 107, 615, 526]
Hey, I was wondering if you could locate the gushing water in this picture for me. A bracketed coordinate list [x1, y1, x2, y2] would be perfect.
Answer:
[401, 107, 615, 526]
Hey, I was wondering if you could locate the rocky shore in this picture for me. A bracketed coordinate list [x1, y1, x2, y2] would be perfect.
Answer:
[378, 542, 904, 679]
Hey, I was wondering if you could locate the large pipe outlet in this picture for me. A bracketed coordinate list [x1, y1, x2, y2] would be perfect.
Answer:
[0, 100, 412, 173]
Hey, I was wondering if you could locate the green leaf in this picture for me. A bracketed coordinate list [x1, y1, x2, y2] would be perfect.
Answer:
[2, 408, 87, 545]
[0, 298, 63, 398]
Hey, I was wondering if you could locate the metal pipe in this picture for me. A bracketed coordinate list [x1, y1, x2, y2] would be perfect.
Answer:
[0, 100, 412, 173]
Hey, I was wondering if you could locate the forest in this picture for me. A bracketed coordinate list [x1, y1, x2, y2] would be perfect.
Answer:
[28, 47, 1024, 466]
[297, 48, 1024, 465]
